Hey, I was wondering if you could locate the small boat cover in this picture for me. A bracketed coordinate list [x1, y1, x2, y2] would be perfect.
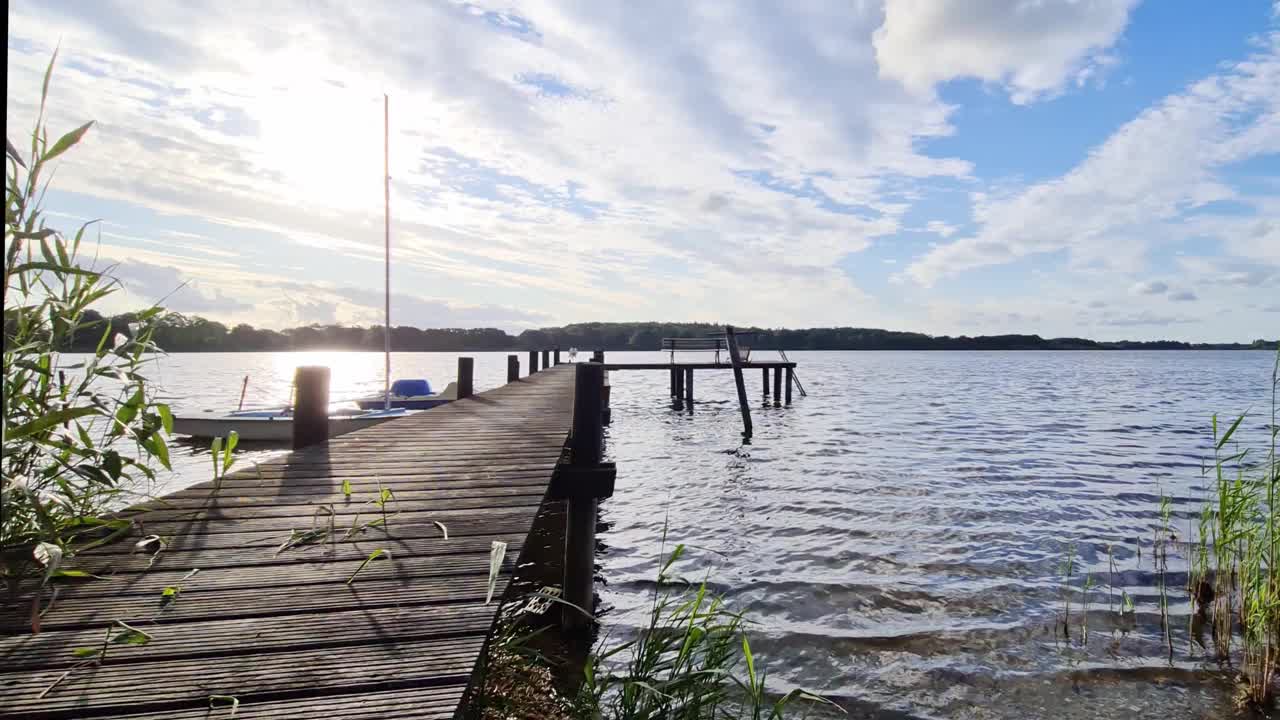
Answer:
[391, 378, 432, 396]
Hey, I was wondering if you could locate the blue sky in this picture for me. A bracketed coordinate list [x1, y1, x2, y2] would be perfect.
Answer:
[5, 0, 1279, 341]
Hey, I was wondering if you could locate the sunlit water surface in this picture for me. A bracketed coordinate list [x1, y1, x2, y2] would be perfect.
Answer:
[131, 350, 1276, 719]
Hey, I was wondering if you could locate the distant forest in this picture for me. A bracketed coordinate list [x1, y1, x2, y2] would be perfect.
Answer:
[58, 310, 1278, 353]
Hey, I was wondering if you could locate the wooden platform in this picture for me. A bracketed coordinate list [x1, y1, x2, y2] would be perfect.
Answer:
[602, 361, 795, 370]
[0, 366, 578, 720]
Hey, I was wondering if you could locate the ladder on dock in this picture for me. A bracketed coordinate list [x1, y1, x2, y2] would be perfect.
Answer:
[778, 349, 808, 397]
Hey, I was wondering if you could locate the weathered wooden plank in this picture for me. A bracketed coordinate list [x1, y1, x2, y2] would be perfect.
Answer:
[0, 636, 485, 718]
[100, 685, 468, 720]
[15, 550, 517, 602]
[108, 685, 465, 720]
[173, 464, 557, 487]
[122, 485, 547, 521]
[75, 532, 526, 572]
[1, 574, 512, 633]
[147, 476, 550, 509]
[122, 503, 545, 537]
[77, 516, 542, 555]
[2, 601, 497, 670]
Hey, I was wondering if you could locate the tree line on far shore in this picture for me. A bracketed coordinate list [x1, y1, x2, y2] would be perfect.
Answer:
[53, 310, 1279, 353]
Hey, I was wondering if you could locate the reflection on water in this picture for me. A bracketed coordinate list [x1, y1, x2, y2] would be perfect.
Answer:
[137, 350, 1273, 718]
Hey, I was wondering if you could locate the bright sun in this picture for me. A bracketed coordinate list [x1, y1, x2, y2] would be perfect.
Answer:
[255, 82, 388, 212]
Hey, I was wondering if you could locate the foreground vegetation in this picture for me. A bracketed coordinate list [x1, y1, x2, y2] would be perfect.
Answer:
[481, 542, 832, 720]
[63, 313, 1279, 353]
[3, 52, 170, 601]
[1189, 348, 1280, 707]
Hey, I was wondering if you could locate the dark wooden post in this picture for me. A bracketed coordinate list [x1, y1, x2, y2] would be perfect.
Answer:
[762, 367, 769, 398]
[564, 363, 604, 631]
[684, 368, 693, 407]
[457, 357, 474, 399]
[674, 366, 684, 407]
[507, 354, 519, 383]
[529, 350, 539, 374]
[785, 367, 793, 404]
[602, 370, 612, 425]
[669, 367, 677, 398]
[725, 326, 753, 439]
[554, 348, 561, 365]
[773, 367, 782, 404]
[292, 366, 330, 450]
[592, 349, 604, 363]
[542, 349, 550, 369]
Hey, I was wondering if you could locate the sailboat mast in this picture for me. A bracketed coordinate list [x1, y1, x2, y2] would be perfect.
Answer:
[383, 94, 391, 411]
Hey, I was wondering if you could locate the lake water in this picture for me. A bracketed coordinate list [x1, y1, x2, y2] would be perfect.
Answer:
[141, 350, 1277, 718]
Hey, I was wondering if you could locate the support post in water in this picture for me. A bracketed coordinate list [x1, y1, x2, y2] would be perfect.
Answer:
[669, 367, 677, 398]
[507, 354, 519, 383]
[685, 367, 694, 408]
[292, 366, 330, 450]
[457, 357, 474, 399]
[554, 348, 561, 365]
[725, 326, 753, 439]
[564, 362, 605, 631]
[542, 349, 550, 369]
[592, 349, 605, 363]
[785, 367, 793, 405]
[674, 366, 684, 408]
[773, 367, 782, 405]
[762, 367, 770, 398]
[529, 350, 539, 375]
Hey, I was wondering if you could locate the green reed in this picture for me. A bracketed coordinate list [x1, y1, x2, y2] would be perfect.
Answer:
[1188, 347, 1280, 707]
[578, 541, 834, 719]
[484, 536, 834, 720]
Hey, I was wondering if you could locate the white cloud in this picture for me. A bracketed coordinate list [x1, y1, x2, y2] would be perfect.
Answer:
[1132, 280, 1168, 295]
[5, 1, 1277, 341]
[907, 30, 1280, 286]
[925, 220, 958, 238]
[4, 0, 980, 330]
[873, 0, 1138, 103]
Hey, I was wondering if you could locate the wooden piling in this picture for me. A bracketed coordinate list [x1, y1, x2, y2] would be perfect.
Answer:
[542, 349, 550, 369]
[725, 326, 753, 439]
[685, 367, 693, 407]
[507, 354, 519, 383]
[554, 348, 561, 365]
[669, 367, 677, 397]
[529, 350, 539, 375]
[773, 367, 782, 405]
[674, 365, 684, 407]
[785, 367, 793, 404]
[457, 357, 474, 399]
[564, 363, 604, 631]
[291, 366, 330, 450]
[762, 367, 769, 398]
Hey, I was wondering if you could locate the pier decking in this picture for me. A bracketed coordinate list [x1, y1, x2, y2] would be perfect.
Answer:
[0, 367, 578, 720]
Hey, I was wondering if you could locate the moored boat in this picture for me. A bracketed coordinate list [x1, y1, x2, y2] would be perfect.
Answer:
[171, 407, 413, 442]
[354, 378, 457, 410]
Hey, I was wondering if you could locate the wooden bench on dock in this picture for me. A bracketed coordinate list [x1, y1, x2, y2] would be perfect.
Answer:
[0, 363, 606, 720]
[660, 336, 751, 364]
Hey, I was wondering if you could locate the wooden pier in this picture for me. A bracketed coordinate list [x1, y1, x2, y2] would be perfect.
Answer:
[0, 365, 591, 720]
[605, 328, 805, 438]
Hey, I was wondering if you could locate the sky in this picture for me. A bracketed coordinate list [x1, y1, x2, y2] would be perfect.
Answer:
[5, 0, 1279, 342]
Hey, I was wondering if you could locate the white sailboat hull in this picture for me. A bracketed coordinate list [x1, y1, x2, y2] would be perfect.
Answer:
[172, 411, 408, 442]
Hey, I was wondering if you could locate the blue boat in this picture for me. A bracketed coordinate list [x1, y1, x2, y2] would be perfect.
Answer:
[355, 378, 457, 410]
